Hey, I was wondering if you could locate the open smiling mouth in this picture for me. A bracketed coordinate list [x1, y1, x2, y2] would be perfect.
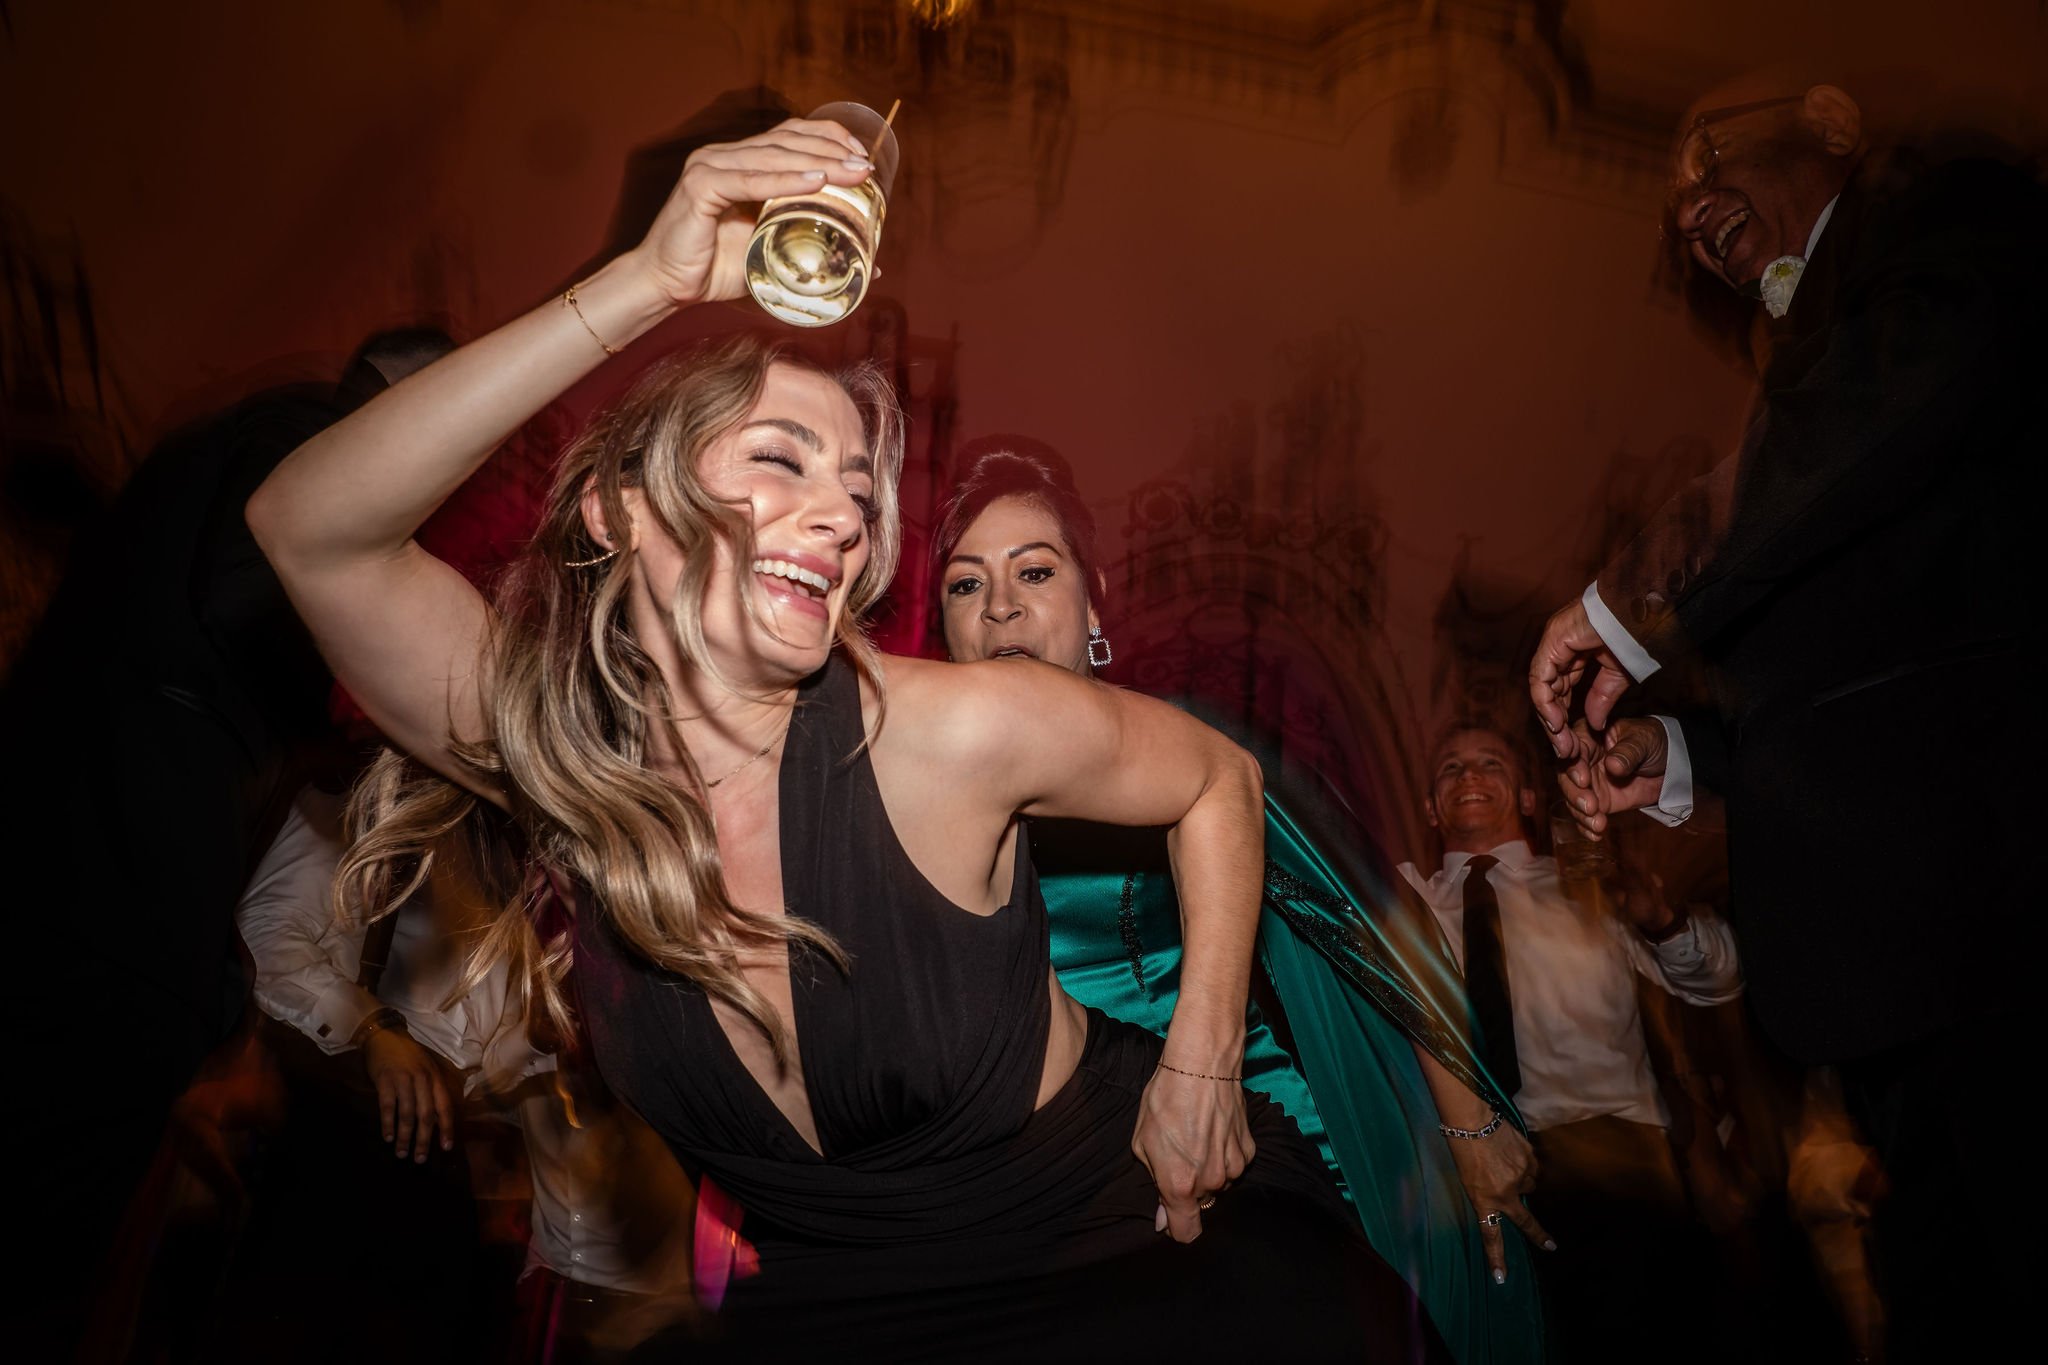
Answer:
[990, 645, 1036, 660]
[753, 557, 834, 617]
[1713, 208, 1751, 262]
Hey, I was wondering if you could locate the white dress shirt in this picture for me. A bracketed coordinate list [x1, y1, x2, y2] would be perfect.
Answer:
[1398, 839, 1743, 1132]
[1581, 196, 1841, 826]
[234, 787, 377, 1053]
[236, 787, 670, 1292]
[236, 788, 537, 1089]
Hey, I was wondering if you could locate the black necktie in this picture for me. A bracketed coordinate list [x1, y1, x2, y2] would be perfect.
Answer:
[1459, 855, 1522, 1099]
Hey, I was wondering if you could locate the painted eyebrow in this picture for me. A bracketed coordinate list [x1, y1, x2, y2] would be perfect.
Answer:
[945, 541, 1064, 569]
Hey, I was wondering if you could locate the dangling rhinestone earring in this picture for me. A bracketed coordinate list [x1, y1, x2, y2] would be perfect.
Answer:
[565, 545, 618, 569]
[1087, 626, 1112, 668]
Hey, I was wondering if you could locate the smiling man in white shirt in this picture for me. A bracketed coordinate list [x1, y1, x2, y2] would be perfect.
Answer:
[1400, 720, 1741, 1363]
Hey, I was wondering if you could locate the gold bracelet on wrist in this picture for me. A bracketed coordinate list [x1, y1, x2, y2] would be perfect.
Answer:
[563, 285, 622, 356]
[353, 1006, 409, 1047]
[1157, 1059, 1242, 1083]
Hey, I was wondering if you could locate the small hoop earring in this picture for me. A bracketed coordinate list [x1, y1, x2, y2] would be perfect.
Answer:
[565, 546, 618, 569]
[1087, 626, 1112, 669]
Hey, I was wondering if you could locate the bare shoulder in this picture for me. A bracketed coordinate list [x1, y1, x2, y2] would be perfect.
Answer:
[867, 653, 995, 762]
[872, 651, 1041, 707]
[869, 653, 1100, 761]
[864, 653, 1251, 828]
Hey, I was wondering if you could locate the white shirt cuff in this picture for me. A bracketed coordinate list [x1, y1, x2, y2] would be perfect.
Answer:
[1649, 917, 1706, 975]
[254, 973, 380, 1055]
[310, 979, 381, 1052]
[1582, 581, 1660, 682]
[1647, 908, 1744, 1003]
[1642, 714, 1694, 827]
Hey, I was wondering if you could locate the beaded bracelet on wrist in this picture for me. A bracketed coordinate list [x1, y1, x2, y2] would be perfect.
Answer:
[1156, 1060, 1242, 1083]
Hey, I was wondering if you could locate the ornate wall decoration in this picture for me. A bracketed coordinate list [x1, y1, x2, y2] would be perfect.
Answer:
[1423, 546, 1555, 814]
[1421, 425, 1729, 839]
[662, 0, 1684, 276]
[1389, 86, 1465, 200]
[749, 0, 1083, 275]
[1101, 325, 1419, 837]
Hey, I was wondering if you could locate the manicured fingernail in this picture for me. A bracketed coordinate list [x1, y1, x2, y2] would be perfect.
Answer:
[1154, 1205, 1168, 1233]
[1544, 1239, 1559, 1251]
[1493, 1269, 1506, 1285]
[804, 169, 826, 180]
[844, 157, 873, 172]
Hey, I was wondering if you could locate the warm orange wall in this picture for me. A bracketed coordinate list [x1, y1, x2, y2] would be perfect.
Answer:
[4, 0, 2041, 832]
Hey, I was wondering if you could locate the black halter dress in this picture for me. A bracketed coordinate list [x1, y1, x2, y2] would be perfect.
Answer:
[573, 656, 1446, 1363]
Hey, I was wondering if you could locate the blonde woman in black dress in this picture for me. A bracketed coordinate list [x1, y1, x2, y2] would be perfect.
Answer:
[250, 114, 1442, 1361]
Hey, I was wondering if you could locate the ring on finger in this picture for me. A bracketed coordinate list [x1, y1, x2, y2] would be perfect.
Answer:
[1479, 1211, 1504, 1227]
[1198, 1196, 1217, 1210]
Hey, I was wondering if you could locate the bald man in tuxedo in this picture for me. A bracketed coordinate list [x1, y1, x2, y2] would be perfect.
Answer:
[1528, 81, 2044, 1359]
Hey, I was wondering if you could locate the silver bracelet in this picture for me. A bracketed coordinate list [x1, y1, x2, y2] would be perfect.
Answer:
[1439, 1110, 1504, 1140]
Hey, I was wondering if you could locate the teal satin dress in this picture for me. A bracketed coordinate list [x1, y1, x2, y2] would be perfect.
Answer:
[1037, 795, 1546, 1365]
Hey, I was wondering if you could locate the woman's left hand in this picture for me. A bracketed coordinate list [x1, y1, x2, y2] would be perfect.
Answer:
[1132, 1064, 1256, 1242]
[1446, 1122, 1553, 1284]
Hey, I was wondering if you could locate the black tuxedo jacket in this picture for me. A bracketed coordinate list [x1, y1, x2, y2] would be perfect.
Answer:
[1595, 154, 2047, 1063]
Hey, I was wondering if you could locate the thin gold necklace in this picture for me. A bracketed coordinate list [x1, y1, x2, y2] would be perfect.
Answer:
[704, 726, 787, 789]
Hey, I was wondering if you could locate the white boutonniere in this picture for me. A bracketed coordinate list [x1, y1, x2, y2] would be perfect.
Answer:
[1757, 255, 1806, 319]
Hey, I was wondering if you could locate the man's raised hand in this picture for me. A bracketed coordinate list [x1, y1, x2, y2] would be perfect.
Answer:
[1529, 596, 1636, 757]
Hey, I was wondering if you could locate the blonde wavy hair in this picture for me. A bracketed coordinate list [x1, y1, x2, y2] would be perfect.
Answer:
[337, 334, 905, 1060]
